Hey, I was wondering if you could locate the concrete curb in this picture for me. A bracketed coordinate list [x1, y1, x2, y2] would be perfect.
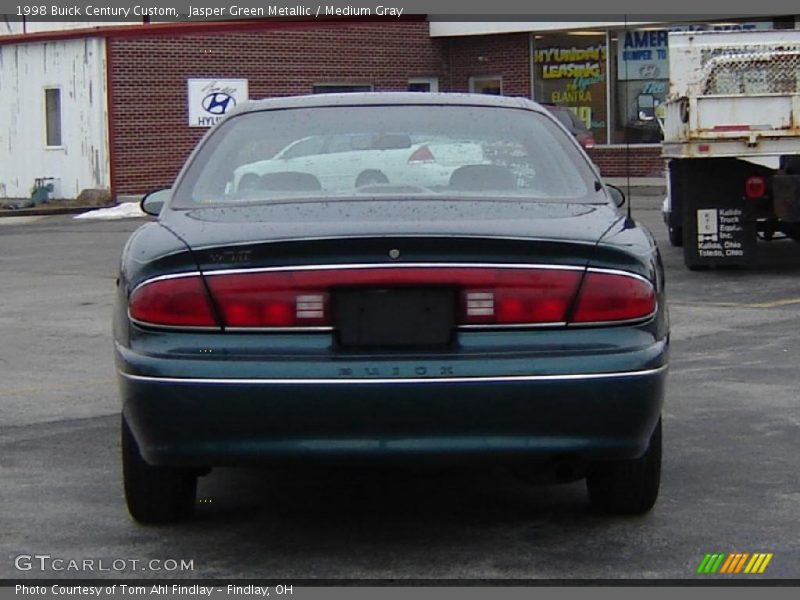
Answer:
[0, 204, 118, 218]
[605, 177, 667, 197]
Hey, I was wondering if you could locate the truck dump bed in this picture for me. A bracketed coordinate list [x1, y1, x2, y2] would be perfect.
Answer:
[662, 30, 800, 159]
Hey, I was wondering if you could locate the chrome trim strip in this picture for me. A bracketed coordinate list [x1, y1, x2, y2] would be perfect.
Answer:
[129, 315, 220, 332]
[200, 262, 587, 277]
[585, 266, 653, 286]
[459, 322, 567, 330]
[224, 326, 334, 333]
[118, 365, 667, 386]
[128, 262, 587, 296]
[568, 312, 658, 328]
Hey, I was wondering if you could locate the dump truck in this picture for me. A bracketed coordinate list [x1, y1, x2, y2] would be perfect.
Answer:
[661, 29, 800, 269]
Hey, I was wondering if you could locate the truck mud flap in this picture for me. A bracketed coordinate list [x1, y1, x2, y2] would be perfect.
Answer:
[676, 159, 760, 269]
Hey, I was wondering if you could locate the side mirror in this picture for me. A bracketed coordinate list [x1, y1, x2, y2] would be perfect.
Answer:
[607, 184, 626, 208]
[140, 189, 171, 217]
[637, 93, 656, 121]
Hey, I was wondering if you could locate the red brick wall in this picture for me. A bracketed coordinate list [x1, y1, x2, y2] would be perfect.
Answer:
[444, 33, 530, 96]
[587, 146, 666, 178]
[109, 25, 663, 193]
[109, 22, 448, 195]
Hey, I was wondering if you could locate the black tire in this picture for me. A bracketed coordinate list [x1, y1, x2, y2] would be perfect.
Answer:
[355, 170, 389, 187]
[667, 223, 683, 247]
[586, 418, 662, 515]
[122, 415, 197, 524]
[682, 241, 710, 271]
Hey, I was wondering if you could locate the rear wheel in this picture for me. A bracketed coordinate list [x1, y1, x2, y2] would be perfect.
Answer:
[355, 169, 389, 187]
[122, 415, 197, 523]
[586, 418, 661, 515]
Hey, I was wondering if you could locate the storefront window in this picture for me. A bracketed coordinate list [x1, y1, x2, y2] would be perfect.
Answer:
[613, 29, 669, 144]
[532, 32, 608, 145]
[610, 21, 774, 144]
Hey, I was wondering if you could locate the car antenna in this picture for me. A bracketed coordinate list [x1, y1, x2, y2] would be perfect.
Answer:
[623, 15, 635, 229]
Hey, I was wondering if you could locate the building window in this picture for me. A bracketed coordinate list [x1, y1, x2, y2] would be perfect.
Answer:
[408, 77, 439, 92]
[532, 32, 608, 144]
[469, 76, 502, 95]
[609, 21, 772, 144]
[611, 28, 669, 144]
[44, 88, 62, 147]
[312, 84, 373, 94]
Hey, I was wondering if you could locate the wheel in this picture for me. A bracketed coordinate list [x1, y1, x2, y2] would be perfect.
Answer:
[237, 173, 261, 192]
[122, 415, 197, 523]
[667, 224, 683, 247]
[586, 418, 661, 515]
[355, 170, 389, 187]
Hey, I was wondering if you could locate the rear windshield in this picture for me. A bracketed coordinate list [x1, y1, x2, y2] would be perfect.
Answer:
[172, 104, 601, 207]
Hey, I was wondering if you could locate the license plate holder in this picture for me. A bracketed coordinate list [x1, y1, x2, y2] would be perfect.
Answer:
[333, 287, 455, 348]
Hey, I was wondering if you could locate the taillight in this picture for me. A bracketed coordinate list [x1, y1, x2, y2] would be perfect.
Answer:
[408, 145, 435, 163]
[571, 271, 656, 324]
[129, 266, 656, 330]
[206, 272, 330, 328]
[129, 275, 218, 328]
[745, 176, 766, 199]
[578, 133, 595, 149]
[460, 269, 582, 325]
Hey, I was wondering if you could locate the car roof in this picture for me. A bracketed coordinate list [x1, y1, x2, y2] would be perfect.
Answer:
[226, 92, 548, 118]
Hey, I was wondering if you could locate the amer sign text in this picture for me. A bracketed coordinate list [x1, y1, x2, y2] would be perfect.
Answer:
[188, 79, 249, 127]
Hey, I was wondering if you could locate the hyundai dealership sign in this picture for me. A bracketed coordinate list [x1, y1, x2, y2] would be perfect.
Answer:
[188, 79, 249, 127]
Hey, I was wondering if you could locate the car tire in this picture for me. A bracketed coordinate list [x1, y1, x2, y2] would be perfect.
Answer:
[122, 415, 197, 524]
[355, 170, 389, 187]
[586, 417, 661, 515]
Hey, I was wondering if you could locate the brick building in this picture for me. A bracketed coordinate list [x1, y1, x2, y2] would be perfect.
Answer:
[1, 17, 794, 200]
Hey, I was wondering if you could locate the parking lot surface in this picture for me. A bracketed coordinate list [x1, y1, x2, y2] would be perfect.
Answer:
[1, 198, 798, 580]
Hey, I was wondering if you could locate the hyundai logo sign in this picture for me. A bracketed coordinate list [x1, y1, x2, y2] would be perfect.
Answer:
[188, 79, 249, 127]
[202, 92, 236, 115]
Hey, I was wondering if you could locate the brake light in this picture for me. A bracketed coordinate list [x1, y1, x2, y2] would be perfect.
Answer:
[408, 145, 435, 163]
[744, 176, 766, 199]
[571, 272, 656, 323]
[130, 267, 656, 330]
[578, 133, 595, 149]
[129, 275, 217, 327]
[206, 273, 330, 328]
[460, 269, 582, 325]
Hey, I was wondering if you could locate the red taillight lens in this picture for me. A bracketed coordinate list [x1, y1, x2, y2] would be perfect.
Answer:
[408, 145, 435, 163]
[460, 269, 582, 325]
[578, 133, 595, 149]
[207, 267, 583, 328]
[130, 267, 656, 330]
[206, 272, 329, 328]
[571, 272, 656, 324]
[745, 176, 766, 199]
[129, 275, 218, 327]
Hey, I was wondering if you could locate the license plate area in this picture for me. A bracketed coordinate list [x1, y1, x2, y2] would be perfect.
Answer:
[332, 287, 456, 348]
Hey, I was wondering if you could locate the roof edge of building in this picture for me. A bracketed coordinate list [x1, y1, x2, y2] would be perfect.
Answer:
[0, 16, 428, 46]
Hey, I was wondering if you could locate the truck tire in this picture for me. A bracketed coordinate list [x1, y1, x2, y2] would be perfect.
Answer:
[122, 415, 197, 523]
[668, 224, 683, 247]
[586, 418, 662, 515]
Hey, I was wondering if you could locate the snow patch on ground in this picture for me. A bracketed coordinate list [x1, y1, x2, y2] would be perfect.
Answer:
[73, 203, 147, 220]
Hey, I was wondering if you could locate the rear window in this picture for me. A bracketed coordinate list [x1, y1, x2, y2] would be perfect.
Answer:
[172, 104, 601, 207]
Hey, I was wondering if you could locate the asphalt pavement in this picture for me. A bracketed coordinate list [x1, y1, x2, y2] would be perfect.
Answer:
[1, 199, 798, 580]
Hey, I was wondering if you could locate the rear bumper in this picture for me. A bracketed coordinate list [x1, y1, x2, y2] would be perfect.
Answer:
[118, 353, 667, 467]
